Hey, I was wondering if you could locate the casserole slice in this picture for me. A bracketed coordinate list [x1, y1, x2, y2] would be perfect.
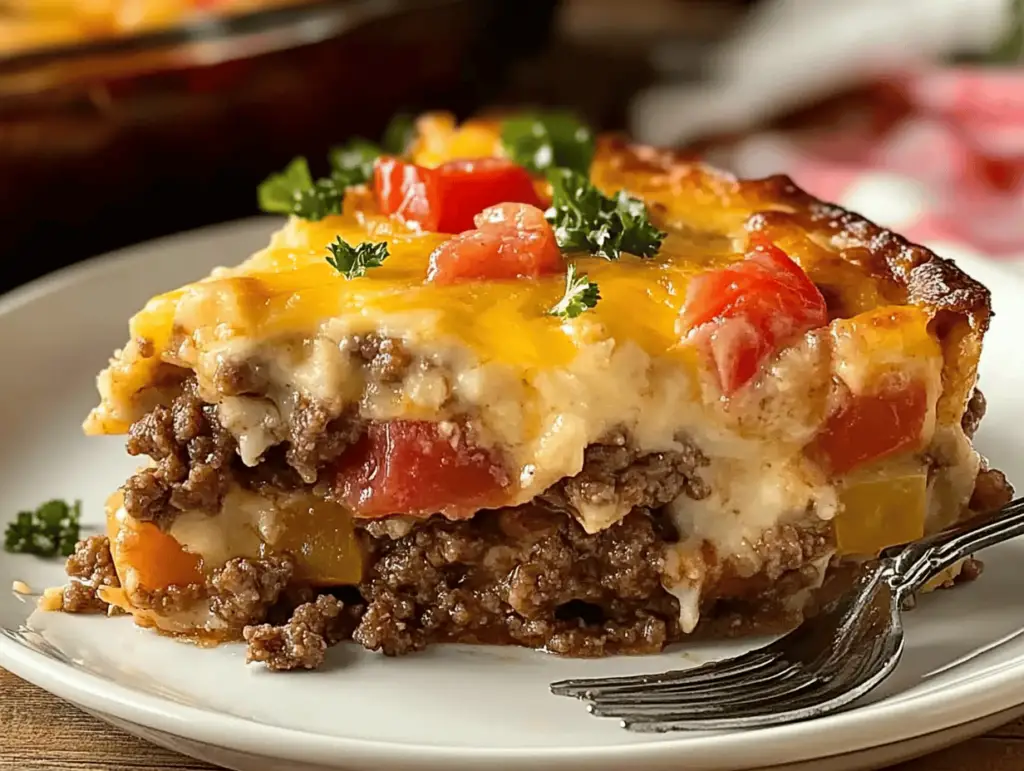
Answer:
[57, 112, 1010, 670]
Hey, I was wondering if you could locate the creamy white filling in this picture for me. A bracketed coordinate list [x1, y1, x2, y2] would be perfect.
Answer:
[167, 488, 296, 566]
[217, 396, 285, 467]
[668, 582, 703, 635]
[672, 457, 837, 558]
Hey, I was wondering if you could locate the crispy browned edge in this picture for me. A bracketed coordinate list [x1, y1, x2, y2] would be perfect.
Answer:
[596, 135, 991, 426]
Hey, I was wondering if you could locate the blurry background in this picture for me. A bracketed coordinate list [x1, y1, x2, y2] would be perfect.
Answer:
[0, 0, 1020, 293]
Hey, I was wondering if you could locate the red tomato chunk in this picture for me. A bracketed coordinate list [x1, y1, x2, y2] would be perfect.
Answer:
[334, 420, 509, 519]
[373, 156, 541, 233]
[812, 378, 928, 476]
[679, 242, 828, 394]
[427, 203, 564, 285]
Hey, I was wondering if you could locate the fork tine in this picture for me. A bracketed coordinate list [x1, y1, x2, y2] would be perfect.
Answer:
[586, 660, 804, 704]
[550, 649, 780, 698]
[617, 627, 898, 731]
[619, 674, 864, 731]
[588, 668, 818, 711]
[561, 586, 864, 698]
[573, 656, 796, 700]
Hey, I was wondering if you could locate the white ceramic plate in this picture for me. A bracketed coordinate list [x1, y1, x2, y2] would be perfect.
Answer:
[1, 219, 1022, 771]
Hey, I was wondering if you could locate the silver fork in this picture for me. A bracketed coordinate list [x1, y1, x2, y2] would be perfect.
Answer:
[551, 496, 1024, 732]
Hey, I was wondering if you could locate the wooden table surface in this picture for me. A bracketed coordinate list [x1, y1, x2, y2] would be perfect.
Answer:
[3, 668, 1023, 771]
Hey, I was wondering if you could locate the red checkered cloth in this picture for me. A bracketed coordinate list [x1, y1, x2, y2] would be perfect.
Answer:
[726, 68, 1024, 261]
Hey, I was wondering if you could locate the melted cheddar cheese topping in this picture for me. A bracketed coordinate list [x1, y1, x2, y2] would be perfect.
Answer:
[85, 115, 898, 435]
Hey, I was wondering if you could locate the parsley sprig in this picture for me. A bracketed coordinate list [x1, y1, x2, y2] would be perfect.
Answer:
[501, 112, 595, 176]
[326, 236, 389, 279]
[257, 157, 345, 221]
[545, 168, 666, 260]
[549, 263, 601, 319]
[258, 114, 415, 221]
[4, 499, 82, 558]
[328, 138, 382, 189]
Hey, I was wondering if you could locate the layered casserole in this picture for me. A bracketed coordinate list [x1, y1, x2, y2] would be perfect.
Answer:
[54, 112, 1011, 670]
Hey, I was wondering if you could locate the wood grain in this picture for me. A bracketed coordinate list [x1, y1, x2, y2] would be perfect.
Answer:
[2, 668, 1023, 771]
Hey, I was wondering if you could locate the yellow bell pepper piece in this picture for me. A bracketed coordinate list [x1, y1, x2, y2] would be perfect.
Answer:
[834, 463, 928, 557]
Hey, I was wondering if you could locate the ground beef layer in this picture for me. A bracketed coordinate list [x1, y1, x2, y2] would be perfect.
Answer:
[63, 384, 1010, 671]
[119, 377, 710, 532]
[62, 504, 839, 670]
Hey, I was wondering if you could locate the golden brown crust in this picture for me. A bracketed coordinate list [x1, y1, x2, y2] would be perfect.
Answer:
[595, 135, 991, 326]
[767, 184, 990, 324]
[594, 136, 990, 425]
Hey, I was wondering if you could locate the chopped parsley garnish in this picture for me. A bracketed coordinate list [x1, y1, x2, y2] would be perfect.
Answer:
[501, 112, 595, 175]
[549, 263, 600, 319]
[326, 236, 389, 279]
[328, 138, 381, 189]
[259, 115, 419, 221]
[545, 168, 666, 260]
[257, 157, 345, 221]
[4, 499, 81, 558]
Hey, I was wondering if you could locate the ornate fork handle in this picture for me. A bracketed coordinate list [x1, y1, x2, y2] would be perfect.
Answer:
[886, 497, 1024, 596]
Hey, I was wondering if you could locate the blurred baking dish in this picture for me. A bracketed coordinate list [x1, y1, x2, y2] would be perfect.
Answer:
[0, 0, 558, 286]
[0, 0, 312, 58]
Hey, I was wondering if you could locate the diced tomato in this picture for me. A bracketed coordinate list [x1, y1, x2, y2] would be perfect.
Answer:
[426, 202, 564, 285]
[679, 243, 828, 394]
[333, 420, 509, 519]
[373, 156, 542, 233]
[812, 378, 929, 476]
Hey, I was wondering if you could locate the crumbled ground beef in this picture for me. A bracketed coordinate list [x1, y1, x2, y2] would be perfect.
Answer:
[243, 594, 354, 671]
[236, 446, 305, 492]
[715, 522, 833, 598]
[285, 401, 363, 484]
[96, 372, 1004, 669]
[661, 518, 835, 639]
[121, 378, 362, 527]
[53, 504, 880, 669]
[131, 583, 207, 615]
[351, 507, 833, 660]
[962, 388, 987, 438]
[209, 555, 295, 629]
[957, 557, 985, 583]
[348, 334, 414, 383]
[212, 358, 268, 396]
[62, 536, 120, 613]
[353, 508, 679, 657]
[543, 434, 710, 516]
[122, 554, 300, 626]
[122, 379, 236, 529]
[970, 464, 1014, 513]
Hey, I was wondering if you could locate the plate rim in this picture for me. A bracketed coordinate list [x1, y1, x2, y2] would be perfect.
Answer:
[2, 218, 1023, 770]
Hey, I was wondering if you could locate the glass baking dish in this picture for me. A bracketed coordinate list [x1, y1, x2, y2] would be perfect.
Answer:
[0, 0, 556, 288]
